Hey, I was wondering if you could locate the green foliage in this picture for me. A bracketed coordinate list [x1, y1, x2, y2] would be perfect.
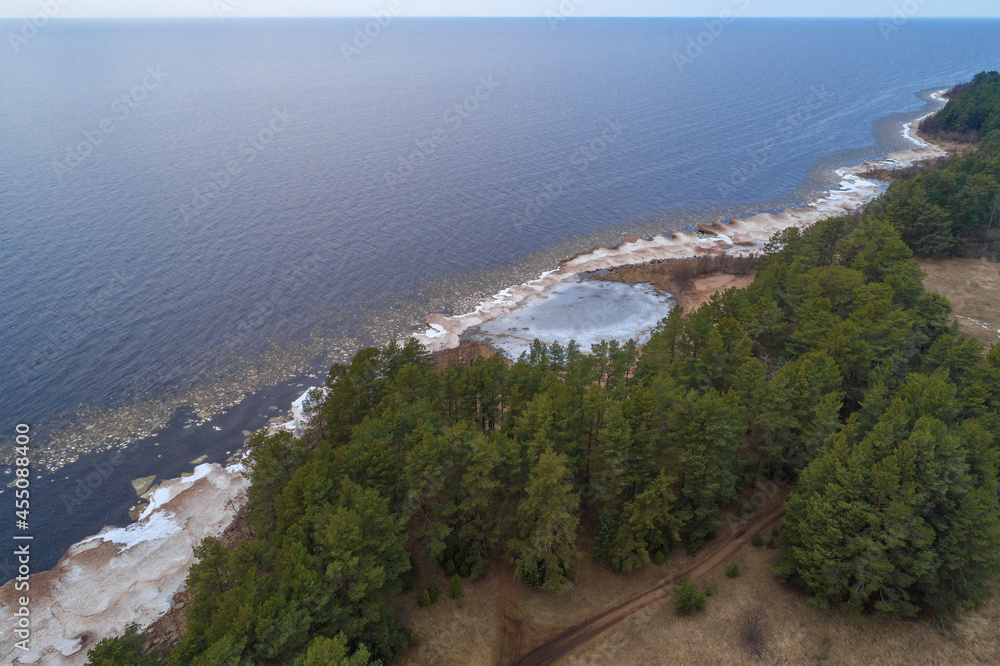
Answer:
[819, 635, 832, 663]
[401, 554, 418, 592]
[751, 534, 764, 548]
[778, 412, 1000, 616]
[427, 582, 441, 604]
[590, 508, 616, 563]
[86, 625, 157, 666]
[669, 389, 747, 551]
[299, 634, 378, 666]
[513, 449, 580, 592]
[652, 551, 666, 566]
[674, 577, 707, 616]
[163, 149, 1000, 663]
[866, 73, 1000, 259]
[448, 575, 463, 599]
[726, 563, 740, 578]
[417, 590, 432, 608]
[609, 472, 682, 572]
[925, 71, 1000, 137]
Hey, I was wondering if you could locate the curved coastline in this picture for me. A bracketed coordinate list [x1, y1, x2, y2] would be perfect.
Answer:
[0, 89, 954, 664]
[412, 90, 950, 353]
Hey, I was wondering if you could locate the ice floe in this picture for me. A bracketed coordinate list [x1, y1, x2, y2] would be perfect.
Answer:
[469, 277, 674, 359]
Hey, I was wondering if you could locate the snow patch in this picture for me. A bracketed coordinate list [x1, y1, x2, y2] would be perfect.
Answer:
[138, 463, 216, 521]
[83, 511, 181, 552]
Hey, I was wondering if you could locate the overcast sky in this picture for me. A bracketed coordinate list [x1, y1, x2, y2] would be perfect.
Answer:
[2, 0, 999, 19]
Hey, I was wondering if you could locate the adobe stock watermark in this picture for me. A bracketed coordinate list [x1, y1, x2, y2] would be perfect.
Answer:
[51, 66, 168, 183]
[61, 450, 126, 516]
[720, 471, 790, 534]
[179, 108, 291, 225]
[14, 265, 139, 392]
[384, 75, 503, 191]
[673, 0, 751, 72]
[128, 233, 340, 397]
[7, 0, 71, 54]
[341, 0, 403, 62]
[511, 118, 625, 233]
[717, 85, 835, 200]
[214, 0, 246, 18]
[879, 0, 932, 40]
[546, 0, 587, 30]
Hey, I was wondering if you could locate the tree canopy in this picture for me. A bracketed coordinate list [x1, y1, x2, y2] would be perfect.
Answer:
[92, 75, 1000, 663]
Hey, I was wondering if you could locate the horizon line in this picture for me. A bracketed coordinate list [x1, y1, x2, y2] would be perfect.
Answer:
[3, 15, 1000, 20]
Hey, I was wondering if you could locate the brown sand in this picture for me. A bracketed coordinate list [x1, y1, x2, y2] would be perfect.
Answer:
[592, 260, 756, 314]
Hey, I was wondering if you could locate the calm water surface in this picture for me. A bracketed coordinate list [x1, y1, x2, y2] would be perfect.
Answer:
[1, 18, 997, 579]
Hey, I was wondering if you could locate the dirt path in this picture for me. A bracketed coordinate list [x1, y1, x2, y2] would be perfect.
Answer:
[513, 505, 787, 666]
[496, 563, 525, 665]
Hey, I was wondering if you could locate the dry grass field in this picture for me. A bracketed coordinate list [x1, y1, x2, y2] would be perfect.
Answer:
[564, 548, 1000, 666]
[395, 533, 1000, 666]
[394, 522, 679, 666]
[920, 258, 1000, 350]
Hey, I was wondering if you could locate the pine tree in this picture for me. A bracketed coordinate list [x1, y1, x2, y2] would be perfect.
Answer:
[609, 472, 682, 573]
[456, 433, 521, 578]
[592, 402, 634, 505]
[86, 625, 157, 666]
[513, 449, 581, 592]
[316, 480, 411, 652]
[449, 574, 463, 599]
[778, 411, 1000, 616]
[590, 508, 616, 563]
[301, 634, 376, 666]
[669, 389, 748, 550]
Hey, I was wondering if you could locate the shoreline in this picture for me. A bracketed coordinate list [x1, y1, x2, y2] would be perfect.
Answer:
[0, 462, 249, 665]
[0, 88, 957, 664]
[412, 90, 950, 353]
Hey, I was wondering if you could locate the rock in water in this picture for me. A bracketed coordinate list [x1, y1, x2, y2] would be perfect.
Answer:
[130, 475, 156, 497]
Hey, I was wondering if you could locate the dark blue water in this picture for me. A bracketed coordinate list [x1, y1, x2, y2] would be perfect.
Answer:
[1, 18, 998, 580]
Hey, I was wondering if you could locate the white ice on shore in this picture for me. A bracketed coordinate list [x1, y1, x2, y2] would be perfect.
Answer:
[83, 511, 182, 551]
[0, 462, 249, 665]
[138, 462, 217, 522]
[471, 278, 674, 359]
[268, 386, 328, 437]
[412, 90, 952, 354]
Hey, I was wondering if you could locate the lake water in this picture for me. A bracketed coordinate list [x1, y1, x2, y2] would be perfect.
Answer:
[1, 18, 998, 580]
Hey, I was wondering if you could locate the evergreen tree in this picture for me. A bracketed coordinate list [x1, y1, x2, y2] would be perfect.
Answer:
[592, 402, 634, 505]
[590, 508, 617, 563]
[669, 389, 747, 550]
[86, 625, 157, 666]
[609, 472, 682, 573]
[513, 449, 581, 592]
[299, 634, 377, 666]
